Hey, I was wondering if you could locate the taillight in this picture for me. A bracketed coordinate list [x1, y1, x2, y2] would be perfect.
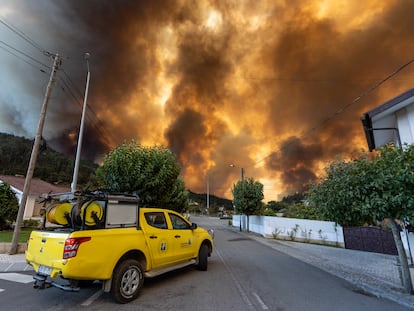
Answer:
[63, 237, 91, 259]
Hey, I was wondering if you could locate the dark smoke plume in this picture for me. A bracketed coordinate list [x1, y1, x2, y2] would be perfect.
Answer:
[2, 0, 414, 199]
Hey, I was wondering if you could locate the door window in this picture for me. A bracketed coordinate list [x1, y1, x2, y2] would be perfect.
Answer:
[145, 212, 168, 229]
[169, 214, 191, 230]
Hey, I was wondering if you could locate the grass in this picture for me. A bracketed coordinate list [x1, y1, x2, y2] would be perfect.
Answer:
[0, 228, 33, 243]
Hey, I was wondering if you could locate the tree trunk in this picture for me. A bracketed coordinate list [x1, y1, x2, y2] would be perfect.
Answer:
[389, 218, 413, 294]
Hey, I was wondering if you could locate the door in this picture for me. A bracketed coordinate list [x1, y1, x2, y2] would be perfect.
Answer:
[168, 213, 196, 261]
[143, 212, 175, 267]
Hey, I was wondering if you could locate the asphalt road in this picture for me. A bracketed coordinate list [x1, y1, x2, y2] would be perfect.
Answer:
[0, 216, 412, 310]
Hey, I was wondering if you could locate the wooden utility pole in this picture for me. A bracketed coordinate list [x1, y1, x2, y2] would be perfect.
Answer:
[9, 53, 61, 255]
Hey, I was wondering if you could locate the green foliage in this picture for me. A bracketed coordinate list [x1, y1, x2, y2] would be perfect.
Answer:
[308, 144, 414, 226]
[261, 207, 277, 216]
[0, 132, 98, 188]
[23, 218, 41, 228]
[366, 144, 414, 221]
[232, 178, 264, 215]
[281, 203, 324, 220]
[281, 192, 305, 204]
[266, 200, 286, 212]
[0, 182, 19, 229]
[0, 228, 32, 242]
[162, 178, 189, 212]
[96, 141, 188, 212]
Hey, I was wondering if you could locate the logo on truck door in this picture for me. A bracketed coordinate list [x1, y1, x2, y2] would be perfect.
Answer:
[160, 242, 167, 251]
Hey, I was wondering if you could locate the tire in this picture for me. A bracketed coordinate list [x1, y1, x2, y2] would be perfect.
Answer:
[196, 244, 209, 271]
[111, 259, 144, 304]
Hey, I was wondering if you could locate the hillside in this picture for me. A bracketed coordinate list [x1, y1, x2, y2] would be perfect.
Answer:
[188, 191, 233, 210]
[0, 132, 98, 188]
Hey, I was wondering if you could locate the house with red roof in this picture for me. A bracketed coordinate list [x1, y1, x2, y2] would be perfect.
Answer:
[0, 175, 70, 219]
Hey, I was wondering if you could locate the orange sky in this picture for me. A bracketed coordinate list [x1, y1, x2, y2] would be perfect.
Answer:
[1, 0, 414, 201]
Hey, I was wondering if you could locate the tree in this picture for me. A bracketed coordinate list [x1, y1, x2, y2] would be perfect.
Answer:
[281, 202, 324, 220]
[308, 145, 414, 294]
[266, 200, 286, 213]
[281, 192, 305, 204]
[96, 141, 188, 212]
[232, 178, 264, 231]
[308, 155, 375, 226]
[0, 132, 98, 188]
[0, 182, 19, 230]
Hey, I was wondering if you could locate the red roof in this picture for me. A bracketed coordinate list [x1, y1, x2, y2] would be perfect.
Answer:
[0, 175, 70, 195]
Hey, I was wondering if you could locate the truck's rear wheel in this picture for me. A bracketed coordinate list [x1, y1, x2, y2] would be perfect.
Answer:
[111, 259, 144, 303]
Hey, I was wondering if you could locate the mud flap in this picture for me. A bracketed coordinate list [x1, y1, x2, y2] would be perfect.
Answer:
[102, 278, 112, 292]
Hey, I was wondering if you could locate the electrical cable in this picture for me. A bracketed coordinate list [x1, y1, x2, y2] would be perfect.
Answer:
[0, 44, 47, 73]
[0, 17, 51, 57]
[252, 56, 414, 167]
[0, 39, 49, 68]
[58, 72, 117, 150]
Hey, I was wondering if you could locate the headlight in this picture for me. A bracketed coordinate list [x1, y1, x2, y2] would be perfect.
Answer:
[208, 229, 214, 239]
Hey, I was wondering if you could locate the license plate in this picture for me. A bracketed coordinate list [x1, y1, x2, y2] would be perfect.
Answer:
[38, 265, 51, 276]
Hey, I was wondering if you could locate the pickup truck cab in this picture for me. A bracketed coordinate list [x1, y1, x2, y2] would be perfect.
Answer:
[25, 191, 214, 303]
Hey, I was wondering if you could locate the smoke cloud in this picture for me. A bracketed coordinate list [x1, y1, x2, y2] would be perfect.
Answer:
[1, 0, 414, 200]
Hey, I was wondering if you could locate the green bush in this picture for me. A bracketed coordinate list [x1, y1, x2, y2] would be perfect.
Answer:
[0, 182, 19, 230]
[282, 203, 324, 220]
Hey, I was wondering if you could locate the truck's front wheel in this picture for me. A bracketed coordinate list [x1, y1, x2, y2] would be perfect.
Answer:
[196, 244, 208, 271]
[111, 259, 144, 304]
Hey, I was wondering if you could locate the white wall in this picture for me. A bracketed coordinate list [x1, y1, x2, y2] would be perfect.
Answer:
[233, 215, 414, 258]
[397, 106, 414, 145]
[232, 215, 344, 247]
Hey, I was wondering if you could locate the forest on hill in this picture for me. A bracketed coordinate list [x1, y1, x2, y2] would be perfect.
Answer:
[0, 132, 98, 188]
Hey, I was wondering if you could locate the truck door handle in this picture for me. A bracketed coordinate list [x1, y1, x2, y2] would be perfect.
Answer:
[174, 235, 181, 238]
[149, 235, 158, 239]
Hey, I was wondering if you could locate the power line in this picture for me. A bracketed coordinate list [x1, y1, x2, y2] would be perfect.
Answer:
[252, 56, 414, 167]
[0, 16, 115, 152]
[0, 44, 47, 73]
[61, 69, 84, 98]
[0, 16, 51, 56]
[0, 39, 50, 68]
[58, 70, 118, 150]
[58, 77, 110, 140]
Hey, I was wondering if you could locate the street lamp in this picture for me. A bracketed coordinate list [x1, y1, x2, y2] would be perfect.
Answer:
[71, 53, 91, 192]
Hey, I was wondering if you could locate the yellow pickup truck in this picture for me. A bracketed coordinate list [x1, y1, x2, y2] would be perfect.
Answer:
[25, 191, 214, 303]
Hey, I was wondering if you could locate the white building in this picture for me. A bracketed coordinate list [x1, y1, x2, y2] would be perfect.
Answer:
[361, 88, 414, 261]
[361, 88, 414, 150]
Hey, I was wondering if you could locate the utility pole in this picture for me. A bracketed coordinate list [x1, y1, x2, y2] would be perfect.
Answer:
[71, 53, 91, 192]
[9, 53, 61, 255]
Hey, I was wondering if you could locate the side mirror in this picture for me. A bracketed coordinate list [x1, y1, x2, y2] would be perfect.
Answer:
[191, 223, 198, 230]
